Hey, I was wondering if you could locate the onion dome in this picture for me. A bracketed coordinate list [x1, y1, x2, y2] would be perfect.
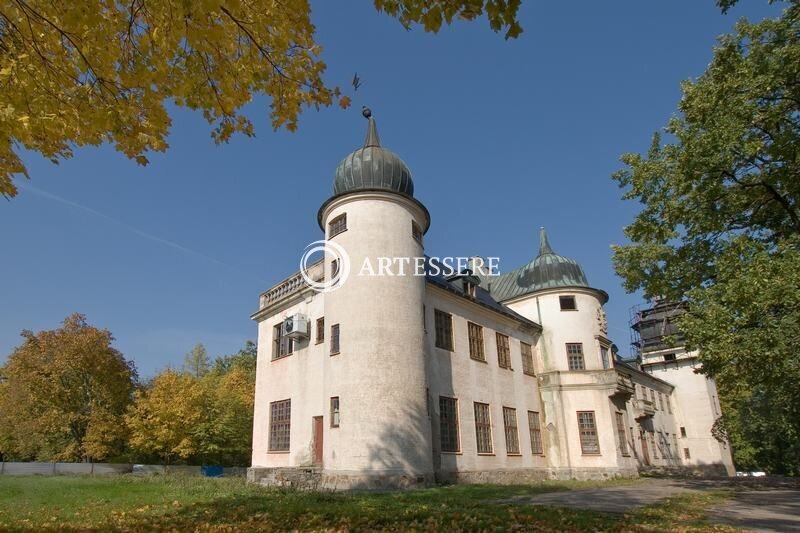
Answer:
[518, 227, 591, 290]
[333, 107, 414, 197]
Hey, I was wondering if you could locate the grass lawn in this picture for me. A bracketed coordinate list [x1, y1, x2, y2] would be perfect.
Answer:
[0, 475, 735, 531]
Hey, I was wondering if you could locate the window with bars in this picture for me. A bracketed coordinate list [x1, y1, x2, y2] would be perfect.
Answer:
[473, 402, 493, 454]
[521, 342, 535, 376]
[330, 397, 340, 428]
[467, 322, 485, 361]
[566, 343, 585, 370]
[330, 324, 340, 355]
[328, 214, 347, 238]
[272, 321, 294, 360]
[496, 333, 511, 369]
[559, 295, 577, 310]
[503, 407, 520, 455]
[316, 317, 324, 344]
[269, 399, 291, 451]
[615, 412, 629, 456]
[577, 411, 600, 455]
[412, 220, 423, 244]
[528, 411, 543, 455]
[434, 309, 453, 351]
[439, 397, 460, 452]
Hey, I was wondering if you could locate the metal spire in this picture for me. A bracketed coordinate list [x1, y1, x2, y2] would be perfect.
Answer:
[362, 106, 381, 148]
[539, 226, 555, 256]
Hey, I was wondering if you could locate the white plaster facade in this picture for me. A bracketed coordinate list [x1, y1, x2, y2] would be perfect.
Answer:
[247, 113, 734, 488]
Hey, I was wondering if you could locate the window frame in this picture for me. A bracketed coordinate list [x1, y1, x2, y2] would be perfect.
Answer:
[467, 322, 485, 362]
[438, 396, 460, 453]
[496, 333, 512, 370]
[521, 341, 535, 376]
[316, 317, 325, 344]
[528, 410, 544, 455]
[268, 399, 291, 452]
[559, 295, 577, 311]
[503, 407, 521, 455]
[473, 402, 494, 455]
[566, 342, 585, 371]
[434, 309, 454, 351]
[330, 323, 340, 355]
[577, 411, 600, 455]
[272, 321, 294, 361]
[615, 412, 629, 457]
[328, 213, 347, 239]
[330, 396, 340, 428]
[600, 345, 610, 369]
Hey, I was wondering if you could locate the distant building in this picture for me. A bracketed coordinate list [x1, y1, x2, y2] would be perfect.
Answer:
[248, 111, 733, 489]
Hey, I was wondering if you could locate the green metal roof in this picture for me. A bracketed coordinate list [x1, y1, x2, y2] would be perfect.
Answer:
[332, 108, 414, 197]
[482, 227, 599, 302]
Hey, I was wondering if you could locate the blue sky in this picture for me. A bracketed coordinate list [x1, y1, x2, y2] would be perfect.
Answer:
[0, 1, 779, 377]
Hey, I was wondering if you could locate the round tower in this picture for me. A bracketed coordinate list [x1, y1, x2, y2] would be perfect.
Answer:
[318, 108, 433, 488]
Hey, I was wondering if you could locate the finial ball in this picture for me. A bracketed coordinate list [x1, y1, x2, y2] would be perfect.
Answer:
[362, 106, 372, 119]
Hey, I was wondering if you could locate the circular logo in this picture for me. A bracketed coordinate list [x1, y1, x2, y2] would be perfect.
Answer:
[299, 239, 350, 293]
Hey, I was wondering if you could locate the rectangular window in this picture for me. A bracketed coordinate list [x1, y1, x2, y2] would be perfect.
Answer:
[521, 342, 535, 376]
[411, 220, 423, 244]
[600, 346, 610, 369]
[269, 399, 291, 451]
[684, 447, 691, 460]
[496, 333, 511, 369]
[528, 411, 543, 455]
[667, 395, 673, 414]
[330, 324, 340, 354]
[439, 397, 460, 453]
[566, 343, 585, 370]
[272, 321, 294, 360]
[559, 295, 577, 310]
[467, 322, 485, 361]
[474, 402, 493, 454]
[434, 309, 454, 351]
[680, 426, 687, 438]
[503, 407, 520, 455]
[316, 317, 324, 344]
[577, 411, 599, 454]
[330, 397, 340, 428]
[328, 213, 347, 238]
[664, 353, 676, 362]
[615, 412, 629, 456]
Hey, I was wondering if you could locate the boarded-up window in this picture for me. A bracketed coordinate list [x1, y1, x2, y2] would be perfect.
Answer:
[330, 397, 340, 428]
[567, 343, 584, 370]
[616, 412, 629, 456]
[434, 309, 453, 351]
[578, 411, 599, 455]
[474, 402, 493, 454]
[528, 411, 543, 455]
[503, 407, 520, 455]
[439, 397, 460, 452]
[328, 214, 347, 238]
[330, 324, 340, 354]
[496, 333, 511, 369]
[272, 321, 293, 360]
[467, 322, 485, 361]
[316, 317, 324, 344]
[521, 342, 535, 376]
[269, 399, 291, 451]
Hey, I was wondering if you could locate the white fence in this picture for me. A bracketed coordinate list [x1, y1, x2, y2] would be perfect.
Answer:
[0, 462, 247, 476]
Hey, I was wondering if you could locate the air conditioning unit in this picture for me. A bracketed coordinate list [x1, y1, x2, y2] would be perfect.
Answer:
[283, 313, 309, 339]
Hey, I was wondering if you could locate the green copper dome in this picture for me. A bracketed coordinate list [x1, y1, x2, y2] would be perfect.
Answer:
[333, 108, 414, 197]
[517, 227, 590, 290]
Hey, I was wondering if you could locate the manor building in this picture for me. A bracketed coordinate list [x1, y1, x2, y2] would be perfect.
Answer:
[248, 110, 734, 489]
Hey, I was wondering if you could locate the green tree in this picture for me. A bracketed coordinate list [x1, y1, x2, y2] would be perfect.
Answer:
[212, 340, 257, 377]
[0, 314, 137, 462]
[182, 343, 210, 378]
[0, 0, 521, 198]
[613, 4, 800, 474]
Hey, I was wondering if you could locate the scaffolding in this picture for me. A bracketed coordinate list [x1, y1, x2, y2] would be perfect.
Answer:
[629, 300, 687, 357]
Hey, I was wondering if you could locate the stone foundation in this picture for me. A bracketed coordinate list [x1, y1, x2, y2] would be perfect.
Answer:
[639, 464, 732, 478]
[247, 467, 434, 491]
[437, 467, 638, 485]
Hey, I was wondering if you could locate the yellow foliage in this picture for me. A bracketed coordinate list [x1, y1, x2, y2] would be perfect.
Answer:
[0, 1, 521, 198]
